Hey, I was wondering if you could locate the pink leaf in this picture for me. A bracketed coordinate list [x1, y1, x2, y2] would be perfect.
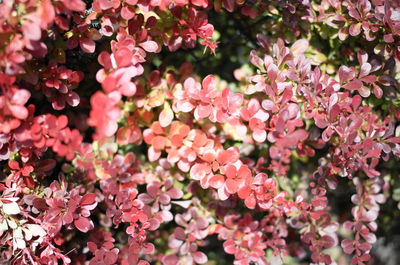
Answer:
[140, 41, 159, 53]
[98, 51, 112, 68]
[339, 66, 354, 83]
[61, 0, 86, 12]
[244, 194, 256, 209]
[252, 129, 266, 143]
[319, 235, 335, 248]
[282, 130, 308, 147]
[223, 0, 235, 12]
[209, 174, 225, 189]
[10, 105, 28, 120]
[121, 6, 136, 20]
[341, 239, 355, 254]
[191, 0, 208, 8]
[167, 188, 183, 199]
[223, 240, 237, 254]
[202, 75, 216, 91]
[359, 85, 371, 97]
[74, 216, 93, 233]
[159, 103, 174, 127]
[261, 99, 276, 111]
[22, 19, 41, 41]
[190, 163, 211, 181]
[142, 243, 155, 254]
[359, 63, 371, 78]
[162, 255, 179, 265]
[349, 23, 362, 36]
[148, 146, 161, 162]
[104, 250, 118, 264]
[192, 251, 207, 264]
[195, 104, 212, 119]
[290, 39, 309, 56]
[66, 92, 80, 107]
[114, 47, 133, 67]
[81, 194, 96, 206]
[343, 79, 362, 91]
[373, 85, 383, 98]
[12, 89, 31, 105]
[267, 63, 278, 82]
[80, 38, 96, 53]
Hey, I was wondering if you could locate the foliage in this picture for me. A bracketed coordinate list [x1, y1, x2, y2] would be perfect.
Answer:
[1, 0, 400, 264]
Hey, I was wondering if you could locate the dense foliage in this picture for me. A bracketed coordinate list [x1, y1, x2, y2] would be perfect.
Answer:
[1, 0, 400, 264]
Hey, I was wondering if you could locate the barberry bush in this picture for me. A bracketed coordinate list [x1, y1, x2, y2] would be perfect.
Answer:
[1, 0, 400, 264]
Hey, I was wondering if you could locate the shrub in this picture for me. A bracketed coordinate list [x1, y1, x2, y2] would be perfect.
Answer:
[1, 0, 400, 264]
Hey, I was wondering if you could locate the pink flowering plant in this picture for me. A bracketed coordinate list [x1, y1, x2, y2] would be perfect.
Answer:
[1, 0, 400, 264]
